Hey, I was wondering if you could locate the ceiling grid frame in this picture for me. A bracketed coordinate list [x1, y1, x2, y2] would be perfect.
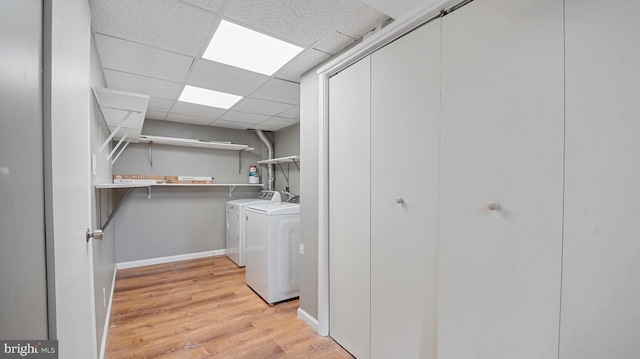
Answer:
[88, 0, 394, 131]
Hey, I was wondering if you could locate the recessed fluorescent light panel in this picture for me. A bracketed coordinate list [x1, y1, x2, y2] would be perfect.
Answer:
[178, 85, 242, 109]
[203, 20, 303, 76]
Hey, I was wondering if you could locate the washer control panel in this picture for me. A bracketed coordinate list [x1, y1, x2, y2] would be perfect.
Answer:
[257, 190, 281, 202]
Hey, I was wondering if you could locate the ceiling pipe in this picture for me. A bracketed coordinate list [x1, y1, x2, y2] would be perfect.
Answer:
[255, 129, 274, 191]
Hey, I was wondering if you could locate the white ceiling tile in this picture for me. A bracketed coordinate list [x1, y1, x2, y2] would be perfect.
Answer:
[278, 106, 300, 119]
[145, 110, 168, 121]
[360, 0, 419, 18]
[251, 116, 299, 131]
[231, 98, 294, 116]
[314, 31, 357, 55]
[88, 0, 216, 56]
[187, 60, 270, 96]
[275, 49, 331, 82]
[148, 98, 175, 112]
[259, 116, 299, 127]
[171, 101, 227, 118]
[104, 69, 183, 100]
[210, 120, 252, 130]
[95, 34, 194, 83]
[337, 5, 391, 39]
[223, 0, 364, 47]
[219, 111, 271, 125]
[166, 113, 216, 126]
[180, 0, 224, 13]
[251, 79, 300, 105]
[90, 0, 399, 126]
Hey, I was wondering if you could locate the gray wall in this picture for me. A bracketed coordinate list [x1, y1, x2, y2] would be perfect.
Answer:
[274, 123, 301, 195]
[89, 32, 116, 355]
[299, 70, 321, 319]
[113, 120, 265, 262]
[0, 0, 48, 339]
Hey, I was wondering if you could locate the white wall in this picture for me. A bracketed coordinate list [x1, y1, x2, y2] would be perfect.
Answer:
[299, 70, 321, 319]
[0, 0, 48, 339]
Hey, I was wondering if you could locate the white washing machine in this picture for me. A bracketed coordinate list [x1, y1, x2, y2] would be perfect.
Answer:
[245, 202, 300, 305]
[225, 190, 281, 267]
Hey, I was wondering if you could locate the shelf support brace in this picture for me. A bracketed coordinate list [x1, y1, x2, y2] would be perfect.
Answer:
[111, 139, 131, 166]
[276, 162, 291, 188]
[97, 186, 136, 232]
[108, 133, 128, 159]
[229, 185, 236, 197]
[238, 150, 244, 174]
[147, 186, 152, 199]
[149, 142, 153, 168]
[99, 111, 133, 153]
[292, 159, 300, 171]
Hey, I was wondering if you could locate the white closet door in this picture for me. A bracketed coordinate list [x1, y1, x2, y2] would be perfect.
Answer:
[439, 0, 564, 358]
[370, 20, 441, 359]
[561, 1, 640, 358]
[329, 57, 371, 359]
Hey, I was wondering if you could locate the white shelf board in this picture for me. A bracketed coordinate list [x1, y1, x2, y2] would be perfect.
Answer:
[257, 155, 300, 165]
[93, 87, 149, 143]
[95, 183, 151, 189]
[96, 183, 263, 189]
[138, 135, 255, 151]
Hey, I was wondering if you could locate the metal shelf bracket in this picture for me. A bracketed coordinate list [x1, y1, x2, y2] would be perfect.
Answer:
[95, 186, 137, 232]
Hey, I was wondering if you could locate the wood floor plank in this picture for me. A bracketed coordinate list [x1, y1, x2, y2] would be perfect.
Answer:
[105, 256, 353, 359]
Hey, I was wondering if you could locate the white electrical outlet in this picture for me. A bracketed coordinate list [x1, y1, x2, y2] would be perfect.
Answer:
[299, 243, 305, 255]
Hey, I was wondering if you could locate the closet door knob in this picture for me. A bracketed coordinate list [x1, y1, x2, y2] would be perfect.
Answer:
[395, 197, 404, 204]
[487, 201, 500, 211]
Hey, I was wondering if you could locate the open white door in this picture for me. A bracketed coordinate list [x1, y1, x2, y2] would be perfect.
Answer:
[44, 0, 98, 357]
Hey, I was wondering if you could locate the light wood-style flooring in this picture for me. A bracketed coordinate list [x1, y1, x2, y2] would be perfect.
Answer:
[105, 255, 353, 359]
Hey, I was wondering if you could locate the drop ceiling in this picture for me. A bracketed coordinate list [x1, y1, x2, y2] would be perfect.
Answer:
[88, 0, 393, 132]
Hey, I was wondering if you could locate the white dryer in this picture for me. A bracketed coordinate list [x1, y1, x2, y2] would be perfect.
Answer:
[245, 202, 300, 305]
[225, 190, 281, 267]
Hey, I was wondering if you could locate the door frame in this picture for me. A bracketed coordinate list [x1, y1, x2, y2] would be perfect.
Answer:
[315, 0, 456, 336]
[42, 0, 98, 356]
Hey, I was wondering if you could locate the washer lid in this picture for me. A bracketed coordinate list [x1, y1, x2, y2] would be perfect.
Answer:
[246, 202, 300, 215]
[227, 190, 282, 206]
[226, 198, 269, 206]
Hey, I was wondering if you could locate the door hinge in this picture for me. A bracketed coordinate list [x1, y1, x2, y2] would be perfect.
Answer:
[86, 228, 104, 242]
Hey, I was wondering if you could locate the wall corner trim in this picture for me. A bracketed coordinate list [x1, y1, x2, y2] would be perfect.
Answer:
[297, 307, 319, 333]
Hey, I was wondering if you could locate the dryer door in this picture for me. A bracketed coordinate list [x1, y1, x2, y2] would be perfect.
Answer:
[225, 206, 241, 266]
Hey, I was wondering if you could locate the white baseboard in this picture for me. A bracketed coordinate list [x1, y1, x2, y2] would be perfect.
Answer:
[116, 249, 228, 270]
[297, 307, 319, 333]
[99, 265, 117, 359]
